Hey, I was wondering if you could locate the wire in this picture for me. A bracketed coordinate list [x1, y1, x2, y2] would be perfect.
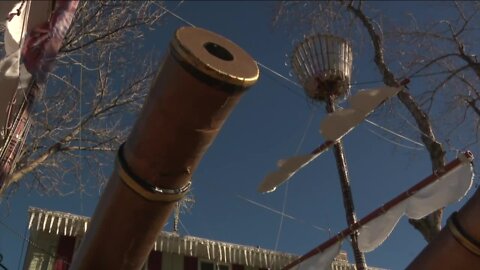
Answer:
[367, 128, 423, 150]
[158, 5, 195, 27]
[256, 62, 303, 89]
[237, 195, 330, 234]
[179, 219, 191, 236]
[274, 108, 317, 251]
[364, 119, 425, 147]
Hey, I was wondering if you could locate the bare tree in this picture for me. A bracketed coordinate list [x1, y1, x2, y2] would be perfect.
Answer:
[0, 1, 169, 197]
[270, 1, 480, 242]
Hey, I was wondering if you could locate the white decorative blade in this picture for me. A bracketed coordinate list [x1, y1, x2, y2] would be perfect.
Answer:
[406, 162, 473, 219]
[348, 86, 401, 114]
[258, 152, 323, 193]
[357, 161, 473, 253]
[5, 1, 29, 55]
[291, 241, 341, 270]
[319, 108, 366, 141]
[0, 50, 20, 132]
[358, 202, 405, 252]
[320, 86, 401, 142]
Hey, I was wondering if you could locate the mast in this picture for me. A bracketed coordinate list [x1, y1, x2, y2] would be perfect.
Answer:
[290, 34, 367, 269]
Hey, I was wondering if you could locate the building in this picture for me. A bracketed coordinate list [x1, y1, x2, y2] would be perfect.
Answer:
[23, 207, 385, 270]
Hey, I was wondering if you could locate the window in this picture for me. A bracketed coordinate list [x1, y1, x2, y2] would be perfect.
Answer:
[199, 261, 230, 270]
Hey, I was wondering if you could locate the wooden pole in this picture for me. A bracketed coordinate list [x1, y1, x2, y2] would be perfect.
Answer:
[70, 27, 258, 270]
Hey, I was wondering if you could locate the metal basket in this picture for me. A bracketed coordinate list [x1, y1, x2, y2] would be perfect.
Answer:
[291, 34, 353, 101]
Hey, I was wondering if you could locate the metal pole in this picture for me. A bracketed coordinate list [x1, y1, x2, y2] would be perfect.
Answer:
[325, 94, 367, 270]
[70, 27, 258, 270]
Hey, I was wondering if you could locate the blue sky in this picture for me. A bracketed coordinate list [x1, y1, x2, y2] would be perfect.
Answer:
[0, 1, 478, 270]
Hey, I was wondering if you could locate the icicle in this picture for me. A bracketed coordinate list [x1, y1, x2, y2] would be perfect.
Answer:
[84, 220, 88, 233]
[56, 217, 62, 235]
[42, 214, 48, 231]
[183, 238, 187, 255]
[28, 212, 35, 230]
[49, 216, 55, 233]
[177, 237, 181, 254]
[189, 239, 193, 256]
[193, 239, 198, 257]
[218, 243, 223, 262]
[223, 244, 227, 263]
[154, 240, 157, 251]
[36, 212, 43, 231]
[249, 249, 253, 266]
[69, 218, 74, 236]
[206, 241, 211, 260]
[244, 249, 249, 266]
[64, 218, 68, 236]
[213, 242, 217, 260]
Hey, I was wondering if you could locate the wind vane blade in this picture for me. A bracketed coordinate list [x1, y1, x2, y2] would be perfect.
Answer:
[258, 141, 334, 193]
[320, 86, 402, 141]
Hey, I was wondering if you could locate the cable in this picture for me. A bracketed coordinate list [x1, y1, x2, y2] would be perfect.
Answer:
[158, 5, 195, 27]
[256, 62, 303, 89]
[236, 195, 330, 234]
[367, 128, 423, 151]
[179, 219, 191, 236]
[274, 108, 317, 251]
[364, 119, 424, 147]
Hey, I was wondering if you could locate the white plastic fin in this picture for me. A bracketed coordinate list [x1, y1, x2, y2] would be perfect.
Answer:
[258, 152, 322, 193]
[348, 86, 401, 114]
[320, 108, 366, 141]
[358, 161, 473, 252]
